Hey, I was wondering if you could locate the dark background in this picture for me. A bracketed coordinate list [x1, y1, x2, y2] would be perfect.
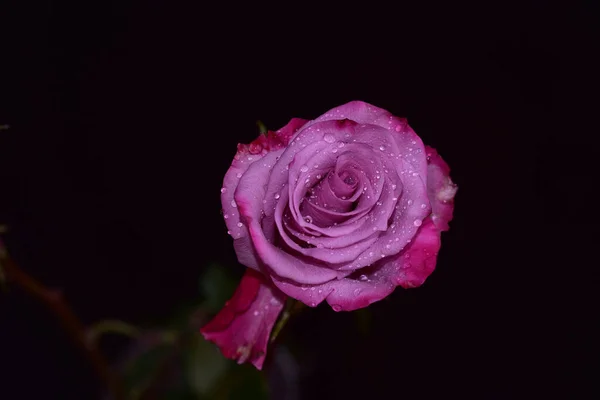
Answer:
[1, 1, 596, 399]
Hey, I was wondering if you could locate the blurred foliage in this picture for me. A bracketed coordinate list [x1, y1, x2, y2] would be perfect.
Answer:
[94, 263, 269, 400]
[198, 263, 238, 314]
[0, 227, 8, 291]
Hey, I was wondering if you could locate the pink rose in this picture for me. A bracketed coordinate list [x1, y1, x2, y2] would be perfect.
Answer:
[201, 101, 457, 368]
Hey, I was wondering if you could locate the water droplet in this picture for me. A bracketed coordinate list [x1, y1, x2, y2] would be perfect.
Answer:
[237, 222, 243, 227]
[274, 193, 280, 199]
[354, 288, 362, 296]
[407, 199, 413, 205]
[379, 145, 386, 151]
[324, 133, 335, 143]
[220, 187, 226, 193]
[369, 252, 374, 257]
[338, 142, 345, 148]
[304, 215, 313, 224]
[359, 274, 368, 281]
[421, 203, 427, 209]
[395, 125, 402, 132]
[227, 230, 231, 235]
[230, 200, 237, 208]
[386, 244, 391, 249]
[332, 304, 342, 312]
[236, 172, 242, 178]
[413, 219, 422, 227]
[224, 214, 229, 219]
[300, 165, 309, 172]
[301, 286, 308, 291]
[253, 311, 259, 316]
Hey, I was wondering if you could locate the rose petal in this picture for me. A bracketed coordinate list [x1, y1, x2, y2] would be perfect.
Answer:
[222, 118, 308, 261]
[271, 218, 441, 310]
[200, 269, 286, 369]
[274, 189, 380, 265]
[392, 217, 441, 289]
[309, 101, 429, 179]
[425, 146, 457, 231]
[248, 217, 340, 284]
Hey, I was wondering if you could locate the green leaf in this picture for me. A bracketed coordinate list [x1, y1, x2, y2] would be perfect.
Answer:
[185, 334, 229, 396]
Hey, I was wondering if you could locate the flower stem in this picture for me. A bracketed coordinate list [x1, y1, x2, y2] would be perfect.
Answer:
[270, 298, 306, 344]
[86, 320, 141, 344]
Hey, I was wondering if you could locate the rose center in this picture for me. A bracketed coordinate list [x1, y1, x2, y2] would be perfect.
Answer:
[298, 167, 361, 227]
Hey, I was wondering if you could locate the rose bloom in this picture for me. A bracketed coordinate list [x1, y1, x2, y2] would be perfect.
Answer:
[201, 101, 457, 368]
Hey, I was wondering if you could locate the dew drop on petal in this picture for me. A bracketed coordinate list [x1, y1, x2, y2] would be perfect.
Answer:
[332, 305, 342, 312]
[237, 222, 243, 228]
[300, 165, 309, 172]
[354, 288, 362, 296]
[379, 145, 386, 151]
[220, 187, 226, 193]
[324, 133, 335, 143]
[274, 193, 280, 200]
[359, 274, 368, 281]
[230, 200, 237, 208]
[414, 219, 422, 227]
[253, 311, 259, 316]
[421, 203, 427, 209]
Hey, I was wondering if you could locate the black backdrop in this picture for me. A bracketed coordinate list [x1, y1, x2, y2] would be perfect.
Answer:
[0, 1, 596, 399]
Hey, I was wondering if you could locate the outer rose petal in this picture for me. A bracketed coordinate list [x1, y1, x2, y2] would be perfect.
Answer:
[425, 146, 457, 231]
[221, 118, 308, 268]
[200, 269, 286, 370]
[392, 217, 441, 289]
[270, 218, 441, 310]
